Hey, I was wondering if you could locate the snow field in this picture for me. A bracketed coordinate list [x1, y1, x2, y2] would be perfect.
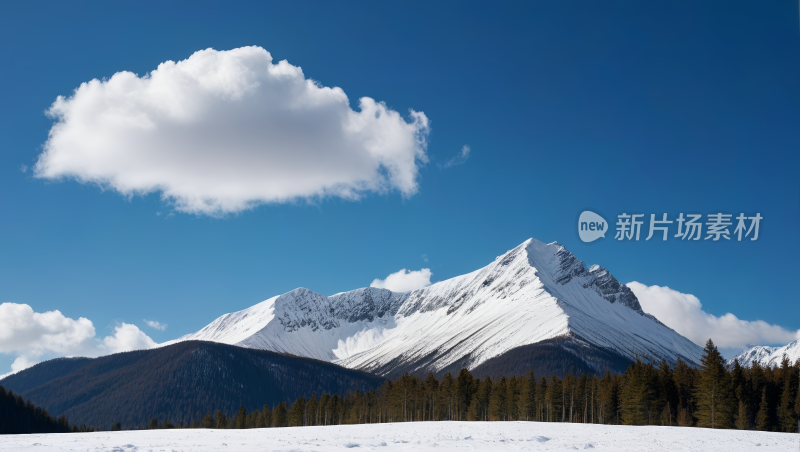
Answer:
[2, 421, 797, 452]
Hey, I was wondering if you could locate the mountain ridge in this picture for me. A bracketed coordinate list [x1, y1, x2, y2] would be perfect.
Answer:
[168, 238, 703, 377]
[0, 341, 384, 429]
[728, 339, 800, 369]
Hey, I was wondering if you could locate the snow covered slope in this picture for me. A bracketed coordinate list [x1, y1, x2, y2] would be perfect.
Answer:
[4, 422, 795, 452]
[729, 340, 800, 369]
[163, 287, 406, 361]
[167, 238, 703, 376]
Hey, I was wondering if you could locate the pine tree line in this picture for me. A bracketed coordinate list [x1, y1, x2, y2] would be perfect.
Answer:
[0, 386, 95, 434]
[138, 340, 800, 433]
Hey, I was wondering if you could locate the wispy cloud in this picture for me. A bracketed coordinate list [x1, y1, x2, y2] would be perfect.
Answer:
[421, 254, 428, 263]
[144, 319, 167, 331]
[443, 145, 470, 168]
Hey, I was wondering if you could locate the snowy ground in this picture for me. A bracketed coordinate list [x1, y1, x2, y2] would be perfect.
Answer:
[2, 422, 797, 451]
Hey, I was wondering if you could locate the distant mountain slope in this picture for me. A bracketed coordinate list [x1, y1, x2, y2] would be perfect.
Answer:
[728, 340, 800, 369]
[0, 341, 384, 429]
[468, 337, 635, 380]
[164, 287, 405, 362]
[170, 238, 703, 378]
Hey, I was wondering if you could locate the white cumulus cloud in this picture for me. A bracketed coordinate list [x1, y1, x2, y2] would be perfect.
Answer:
[102, 323, 157, 353]
[0, 303, 156, 379]
[628, 282, 800, 350]
[34, 46, 430, 216]
[144, 319, 167, 331]
[0, 303, 96, 356]
[371, 268, 432, 292]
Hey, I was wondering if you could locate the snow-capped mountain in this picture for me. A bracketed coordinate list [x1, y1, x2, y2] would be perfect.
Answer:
[167, 238, 703, 377]
[164, 287, 406, 362]
[728, 340, 800, 369]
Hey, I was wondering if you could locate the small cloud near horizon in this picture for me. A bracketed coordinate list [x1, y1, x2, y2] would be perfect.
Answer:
[144, 319, 167, 331]
[0, 303, 156, 379]
[628, 282, 800, 356]
[371, 268, 432, 292]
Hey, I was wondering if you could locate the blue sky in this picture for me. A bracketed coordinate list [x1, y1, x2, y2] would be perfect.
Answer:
[0, 1, 798, 373]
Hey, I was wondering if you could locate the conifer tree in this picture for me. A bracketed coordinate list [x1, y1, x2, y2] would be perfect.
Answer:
[474, 376, 492, 421]
[272, 402, 288, 427]
[467, 392, 480, 421]
[235, 406, 247, 429]
[439, 372, 455, 420]
[524, 370, 536, 421]
[778, 383, 796, 432]
[796, 362, 800, 424]
[261, 404, 272, 428]
[147, 418, 158, 430]
[656, 360, 677, 426]
[288, 396, 306, 426]
[252, 407, 265, 428]
[621, 360, 654, 425]
[673, 358, 696, 426]
[247, 409, 259, 428]
[547, 377, 563, 422]
[590, 375, 599, 424]
[695, 339, 732, 428]
[306, 394, 319, 426]
[319, 393, 331, 425]
[329, 395, 341, 425]
[730, 359, 747, 429]
[507, 376, 520, 421]
[456, 368, 475, 421]
[537, 377, 548, 422]
[775, 355, 798, 432]
[735, 385, 751, 430]
[563, 374, 575, 423]
[200, 413, 214, 429]
[756, 386, 771, 431]
[424, 373, 439, 421]
[578, 373, 589, 423]
[216, 410, 228, 429]
[490, 376, 508, 421]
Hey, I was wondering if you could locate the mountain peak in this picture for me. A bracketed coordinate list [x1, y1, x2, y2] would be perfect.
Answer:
[730, 340, 800, 369]
[170, 237, 701, 377]
[521, 239, 644, 314]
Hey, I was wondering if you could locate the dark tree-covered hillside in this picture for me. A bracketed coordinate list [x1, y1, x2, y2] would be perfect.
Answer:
[135, 339, 799, 433]
[470, 337, 634, 380]
[0, 341, 385, 429]
[0, 386, 90, 434]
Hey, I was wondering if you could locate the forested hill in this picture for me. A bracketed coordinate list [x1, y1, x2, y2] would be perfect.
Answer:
[0, 341, 385, 430]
